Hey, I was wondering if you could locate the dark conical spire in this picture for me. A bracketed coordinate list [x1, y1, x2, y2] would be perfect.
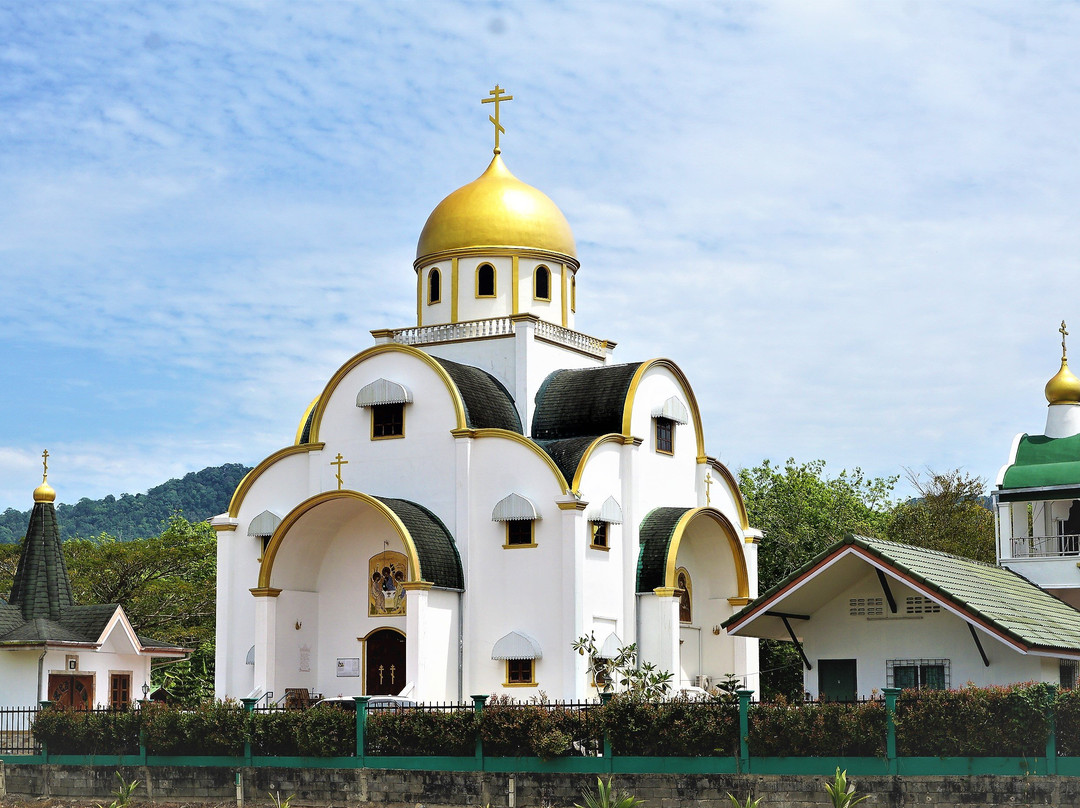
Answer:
[8, 488, 74, 622]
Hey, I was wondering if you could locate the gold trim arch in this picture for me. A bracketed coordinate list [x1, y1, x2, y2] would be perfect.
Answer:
[308, 344, 469, 444]
[664, 507, 749, 600]
[257, 490, 423, 591]
[707, 458, 750, 531]
[228, 443, 325, 518]
[621, 359, 707, 463]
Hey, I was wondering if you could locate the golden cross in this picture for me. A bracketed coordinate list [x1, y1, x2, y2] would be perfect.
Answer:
[331, 452, 348, 490]
[704, 472, 714, 507]
[481, 84, 513, 155]
[1061, 320, 1069, 361]
[41, 449, 49, 483]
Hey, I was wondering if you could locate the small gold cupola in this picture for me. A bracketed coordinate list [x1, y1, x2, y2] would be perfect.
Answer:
[1045, 320, 1080, 405]
[33, 449, 56, 503]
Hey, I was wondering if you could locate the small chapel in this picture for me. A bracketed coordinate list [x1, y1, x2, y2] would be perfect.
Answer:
[212, 88, 761, 702]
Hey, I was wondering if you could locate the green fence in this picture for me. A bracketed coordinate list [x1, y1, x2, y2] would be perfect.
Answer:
[10, 688, 1080, 777]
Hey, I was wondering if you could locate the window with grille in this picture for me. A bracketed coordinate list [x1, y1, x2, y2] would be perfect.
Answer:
[655, 418, 674, 454]
[372, 403, 404, 439]
[849, 597, 883, 617]
[905, 596, 941, 615]
[1061, 659, 1079, 689]
[887, 659, 949, 690]
[506, 659, 534, 685]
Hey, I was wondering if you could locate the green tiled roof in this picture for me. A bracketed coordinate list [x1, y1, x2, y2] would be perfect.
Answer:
[532, 363, 642, 440]
[0, 604, 26, 636]
[298, 404, 317, 444]
[636, 507, 692, 593]
[534, 436, 598, 487]
[0, 617, 89, 644]
[375, 497, 464, 590]
[1001, 432, 1080, 490]
[8, 502, 73, 622]
[726, 534, 1080, 653]
[435, 358, 522, 433]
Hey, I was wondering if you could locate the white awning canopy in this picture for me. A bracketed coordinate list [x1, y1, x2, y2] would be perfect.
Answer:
[248, 510, 282, 537]
[491, 493, 540, 522]
[245, 645, 256, 665]
[598, 632, 623, 659]
[651, 396, 689, 425]
[491, 631, 543, 660]
[356, 378, 413, 407]
[588, 496, 623, 525]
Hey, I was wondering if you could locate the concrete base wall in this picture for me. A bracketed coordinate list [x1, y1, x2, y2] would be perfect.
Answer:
[4, 764, 1080, 807]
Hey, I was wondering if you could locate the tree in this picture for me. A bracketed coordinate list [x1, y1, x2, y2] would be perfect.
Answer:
[64, 513, 217, 649]
[885, 468, 995, 563]
[738, 459, 897, 701]
[739, 459, 896, 590]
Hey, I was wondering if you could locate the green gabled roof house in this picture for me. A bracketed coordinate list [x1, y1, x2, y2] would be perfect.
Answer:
[724, 535, 1080, 700]
[994, 322, 1080, 612]
[0, 459, 187, 708]
[724, 324, 1080, 700]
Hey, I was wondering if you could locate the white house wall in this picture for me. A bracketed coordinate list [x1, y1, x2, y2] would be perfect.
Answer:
[799, 569, 1052, 698]
[0, 653, 44, 708]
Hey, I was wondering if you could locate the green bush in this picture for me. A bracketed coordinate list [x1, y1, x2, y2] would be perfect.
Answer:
[141, 701, 245, 756]
[602, 695, 738, 756]
[32, 708, 140, 755]
[480, 697, 602, 758]
[748, 696, 885, 757]
[366, 708, 477, 756]
[1055, 687, 1080, 755]
[895, 683, 1053, 757]
[248, 709, 304, 756]
[294, 706, 355, 757]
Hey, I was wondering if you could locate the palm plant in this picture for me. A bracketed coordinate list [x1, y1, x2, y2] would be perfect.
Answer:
[823, 768, 869, 808]
[575, 777, 643, 808]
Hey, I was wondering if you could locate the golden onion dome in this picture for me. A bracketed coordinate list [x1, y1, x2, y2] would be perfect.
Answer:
[33, 481, 56, 503]
[1046, 359, 1080, 405]
[416, 155, 577, 264]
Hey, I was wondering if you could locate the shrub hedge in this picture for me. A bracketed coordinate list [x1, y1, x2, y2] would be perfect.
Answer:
[28, 684, 1079, 759]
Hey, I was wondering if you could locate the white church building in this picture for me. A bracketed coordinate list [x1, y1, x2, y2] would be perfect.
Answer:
[212, 89, 761, 702]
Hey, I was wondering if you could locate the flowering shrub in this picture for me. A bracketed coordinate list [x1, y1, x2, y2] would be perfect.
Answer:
[1055, 687, 1080, 756]
[748, 696, 885, 757]
[894, 682, 1054, 757]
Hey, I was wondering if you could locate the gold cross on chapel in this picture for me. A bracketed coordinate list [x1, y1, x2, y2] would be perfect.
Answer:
[331, 452, 348, 490]
[481, 84, 513, 155]
[1061, 320, 1070, 361]
[704, 472, 714, 507]
[41, 449, 49, 483]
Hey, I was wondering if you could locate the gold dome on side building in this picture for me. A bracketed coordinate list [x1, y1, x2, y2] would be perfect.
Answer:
[415, 154, 577, 265]
[1046, 320, 1080, 405]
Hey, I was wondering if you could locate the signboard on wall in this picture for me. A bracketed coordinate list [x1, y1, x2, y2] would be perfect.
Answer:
[336, 657, 360, 677]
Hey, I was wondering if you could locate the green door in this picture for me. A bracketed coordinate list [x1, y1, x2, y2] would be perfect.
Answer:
[818, 659, 857, 702]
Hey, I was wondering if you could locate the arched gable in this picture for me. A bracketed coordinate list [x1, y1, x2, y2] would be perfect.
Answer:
[257, 490, 463, 591]
[228, 444, 324, 518]
[621, 359, 707, 463]
[636, 506, 748, 598]
[708, 458, 750, 531]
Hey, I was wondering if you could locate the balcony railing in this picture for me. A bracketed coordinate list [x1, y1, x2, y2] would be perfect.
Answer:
[389, 318, 607, 358]
[1010, 534, 1080, 558]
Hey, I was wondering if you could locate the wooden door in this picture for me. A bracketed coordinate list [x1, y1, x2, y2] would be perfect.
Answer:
[48, 674, 93, 709]
[365, 629, 405, 695]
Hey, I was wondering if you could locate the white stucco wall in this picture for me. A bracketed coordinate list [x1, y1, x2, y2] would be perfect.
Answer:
[799, 569, 1057, 698]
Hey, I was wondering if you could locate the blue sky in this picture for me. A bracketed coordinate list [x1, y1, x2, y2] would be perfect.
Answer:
[2, 1, 1078, 511]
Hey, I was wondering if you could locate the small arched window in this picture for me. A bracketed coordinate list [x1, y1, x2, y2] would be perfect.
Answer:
[476, 263, 496, 297]
[676, 567, 692, 624]
[534, 265, 551, 301]
[428, 268, 441, 304]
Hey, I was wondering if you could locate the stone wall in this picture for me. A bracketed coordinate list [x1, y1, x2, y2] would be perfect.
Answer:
[3, 764, 1080, 807]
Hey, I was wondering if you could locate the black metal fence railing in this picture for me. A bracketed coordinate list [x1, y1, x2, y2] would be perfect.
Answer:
[0, 705, 39, 755]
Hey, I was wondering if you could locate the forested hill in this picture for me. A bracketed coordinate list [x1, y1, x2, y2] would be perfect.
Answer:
[0, 463, 252, 543]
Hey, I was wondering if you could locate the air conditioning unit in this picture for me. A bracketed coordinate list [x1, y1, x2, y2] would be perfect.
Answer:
[694, 674, 711, 690]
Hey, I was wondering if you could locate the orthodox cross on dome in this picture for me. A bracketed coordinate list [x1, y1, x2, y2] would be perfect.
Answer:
[482, 84, 513, 155]
[41, 449, 49, 483]
[331, 452, 348, 491]
[704, 471, 714, 507]
[1061, 320, 1070, 361]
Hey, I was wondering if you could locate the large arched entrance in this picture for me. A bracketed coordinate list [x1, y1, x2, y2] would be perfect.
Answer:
[365, 628, 406, 695]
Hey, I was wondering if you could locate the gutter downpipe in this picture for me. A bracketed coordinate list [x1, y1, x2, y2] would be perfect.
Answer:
[458, 590, 464, 701]
[36, 646, 48, 702]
